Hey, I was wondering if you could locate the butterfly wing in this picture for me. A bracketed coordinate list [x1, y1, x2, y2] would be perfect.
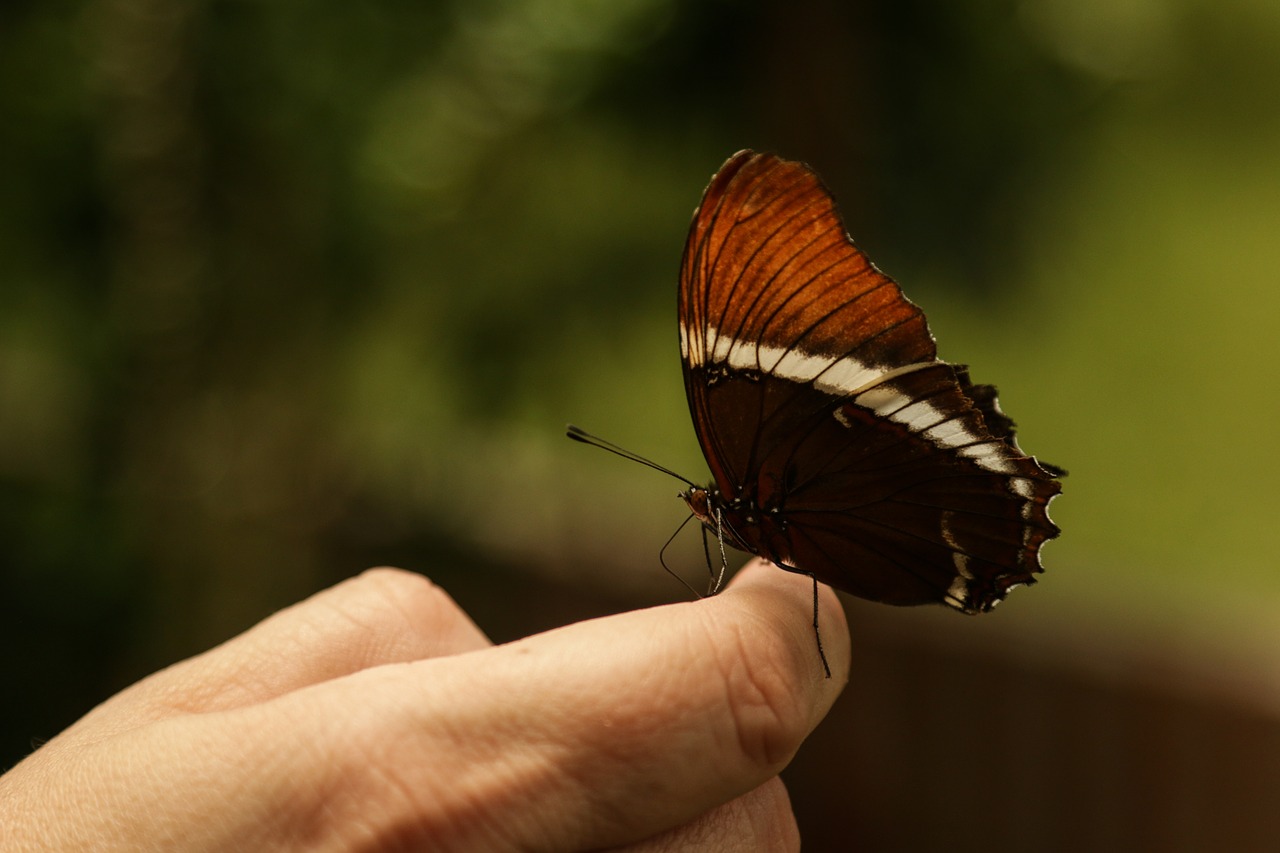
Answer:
[678, 151, 1061, 611]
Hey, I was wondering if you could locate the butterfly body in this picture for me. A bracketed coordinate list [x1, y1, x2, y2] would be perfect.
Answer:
[681, 485, 789, 566]
[678, 151, 1062, 614]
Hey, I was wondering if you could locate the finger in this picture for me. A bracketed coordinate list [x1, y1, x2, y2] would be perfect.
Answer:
[102, 568, 491, 720]
[615, 777, 800, 852]
[273, 558, 847, 851]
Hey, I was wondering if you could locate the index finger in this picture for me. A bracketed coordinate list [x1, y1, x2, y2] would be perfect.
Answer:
[290, 558, 850, 851]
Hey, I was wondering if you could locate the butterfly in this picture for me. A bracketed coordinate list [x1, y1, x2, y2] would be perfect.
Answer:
[573, 150, 1062, 675]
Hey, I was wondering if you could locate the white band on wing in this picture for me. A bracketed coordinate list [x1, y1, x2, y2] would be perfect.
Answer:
[684, 323, 1022, 475]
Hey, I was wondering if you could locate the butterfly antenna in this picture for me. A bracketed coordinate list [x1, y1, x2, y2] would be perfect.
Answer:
[568, 425, 717, 602]
[566, 425, 697, 487]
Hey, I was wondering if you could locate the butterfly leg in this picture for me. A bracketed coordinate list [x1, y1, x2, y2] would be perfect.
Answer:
[807, 573, 832, 679]
[699, 525, 716, 595]
[709, 507, 729, 595]
[758, 561, 833, 678]
[660, 514, 705, 599]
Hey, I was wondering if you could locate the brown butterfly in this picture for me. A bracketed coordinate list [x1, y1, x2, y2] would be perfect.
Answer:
[573, 150, 1062, 675]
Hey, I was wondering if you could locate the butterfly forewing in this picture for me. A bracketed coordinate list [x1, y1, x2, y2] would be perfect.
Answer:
[678, 150, 1062, 612]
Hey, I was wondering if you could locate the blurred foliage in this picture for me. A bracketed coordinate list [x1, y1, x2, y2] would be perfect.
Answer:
[3, 0, 1280, 778]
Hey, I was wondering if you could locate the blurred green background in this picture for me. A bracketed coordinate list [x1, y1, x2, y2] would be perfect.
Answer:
[4, 0, 1280, 848]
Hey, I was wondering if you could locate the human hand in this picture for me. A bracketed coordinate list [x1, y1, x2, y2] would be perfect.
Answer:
[0, 559, 848, 851]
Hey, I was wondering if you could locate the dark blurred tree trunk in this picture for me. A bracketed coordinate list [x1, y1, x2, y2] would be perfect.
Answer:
[89, 0, 320, 660]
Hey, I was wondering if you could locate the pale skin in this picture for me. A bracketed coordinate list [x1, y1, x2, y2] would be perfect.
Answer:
[0, 559, 849, 851]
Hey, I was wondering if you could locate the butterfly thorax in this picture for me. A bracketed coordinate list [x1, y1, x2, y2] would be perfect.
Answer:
[679, 485, 796, 569]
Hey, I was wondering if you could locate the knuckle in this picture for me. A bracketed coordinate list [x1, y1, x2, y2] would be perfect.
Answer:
[716, 615, 812, 771]
[631, 780, 801, 852]
[748, 781, 803, 853]
[353, 566, 449, 612]
[333, 568, 473, 648]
